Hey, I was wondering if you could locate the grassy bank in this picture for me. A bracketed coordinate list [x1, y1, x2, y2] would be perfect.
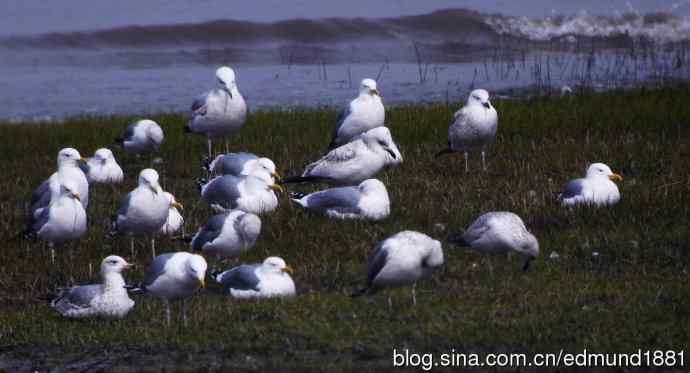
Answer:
[1, 86, 689, 371]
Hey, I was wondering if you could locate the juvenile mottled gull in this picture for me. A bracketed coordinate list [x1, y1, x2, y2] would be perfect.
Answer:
[283, 126, 402, 186]
[205, 152, 280, 182]
[50, 256, 134, 319]
[558, 163, 623, 206]
[214, 256, 295, 299]
[185, 66, 247, 157]
[116, 119, 164, 154]
[84, 148, 124, 184]
[159, 192, 184, 236]
[199, 171, 283, 215]
[30, 148, 89, 219]
[131, 252, 207, 326]
[448, 211, 539, 271]
[436, 89, 498, 172]
[352, 231, 444, 310]
[329, 78, 385, 149]
[191, 210, 261, 261]
[290, 178, 390, 221]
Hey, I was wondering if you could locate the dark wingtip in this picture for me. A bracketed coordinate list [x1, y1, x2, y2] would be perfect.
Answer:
[281, 175, 317, 185]
[114, 137, 124, 145]
[183, 124, 192, 134]
[196, 178, 207, 192]
[446, 232, 469, 246]
[289, 191, 306, 200]
[522, 257, 535, 272]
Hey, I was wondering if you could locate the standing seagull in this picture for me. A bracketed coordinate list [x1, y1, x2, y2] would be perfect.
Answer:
[84, 148, 124, 185]
[448, 212, 539, 271]
[558, 163, 623, 206]
[213, 256, 295, 299]
[159, 192, 184, 236]
[436, 89, 498, 172]
[30, 148, 89, 219]
[290, 179, 390, 221]
[131, 252, 207, 326]
[111, 169, 171, 259]
[352, 231, 444, 310]
[282, 126, 402, 186]
[116, 119, 164, 155]
[191, 210, 261, 261]
[329, 78, 384, 149]
[50, 256, 135, 319]
[185, 66, 247, 158]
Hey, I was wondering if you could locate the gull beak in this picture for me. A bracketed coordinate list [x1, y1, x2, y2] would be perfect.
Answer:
[371, 89, 380, 97]
[172, 201, 184, 211]
[271, 171, 282, 182]
[149, 185, 159, 195]
[269, 184, 284, 194]
[609, 173, 623, 182]
[72, 192, 81, 201]
[282, 266, 294, 274]
[123, 262, 134, 270]
[198, 277, 206, 288]
[482, 102, 490, 109]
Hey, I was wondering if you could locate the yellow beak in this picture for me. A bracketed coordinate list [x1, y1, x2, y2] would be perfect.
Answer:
[371, 89, 380, 96]
[198, 277, 206, 288]
[609, 173, 623, 182]
[72, 192, 81, 201]
[271, 171, 282, 182]
[270, 184, 284, 193]
[282, 265, 294, 274]
[172, 201, 184, 211]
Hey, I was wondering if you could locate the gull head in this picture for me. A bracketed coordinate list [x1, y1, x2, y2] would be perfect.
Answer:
[247, 158, 280, 182]
[362, 127, 403, 165]
[424, 238, 445, 269]
[186, 254, 208, 288]
[586, 163, 623, 182]
[101, 255, 133, 274]
[262, 256, 294, 275]
[138, 168, 162, 195]
[358, 178, 387, 195]
[519, 232, 540, 259]
[93, 148, 114, 165]
[57, 148, 85, 167]
[164, 192, 183, 211]
[468, 89, 492, 109]
[216, 66, 237, 97]
[60, 179, 82, 202]
[359, 78, 380, 97]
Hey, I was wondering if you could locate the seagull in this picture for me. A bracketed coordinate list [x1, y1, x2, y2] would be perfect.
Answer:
[328, 78, 385, 149]
[290, 179, 390, 221]
[436, 89, 498, 172]
[205, 152, 280, 181]
[352, 231, 444, 310]
[111, 169, 171, 259]
[199, 171, 283, 215]
[84, 148, 124, 184]
[50, 256, 135, 319]
[282, 126, 402, 186]
[558, 163, 623, 206]
[185, 66, 247, 158]
[130, 252, 207, 326]
[30, 148, 89, 220]
[448, 212, 539, 271]
[115, 119, 164, 155]
[213, 257, 295, 299]
[159, 192, 184, 236]
[191, 210, 261, 261]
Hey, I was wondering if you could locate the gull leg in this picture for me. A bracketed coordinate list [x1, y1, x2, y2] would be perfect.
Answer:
[182, 300, 188, 327]
[481, 151, 487, 172]
[207, 138, 213, 160]
[411, 283, 417, 306]
[164, 300, 171, 327]
[387, 294, 393, 312]
[151, 237, 156, 260]
[50, 242, 55, 264]
[464, 152, 469, 173]
[225, 138, 230, 154]
[130, 238, 135, 260]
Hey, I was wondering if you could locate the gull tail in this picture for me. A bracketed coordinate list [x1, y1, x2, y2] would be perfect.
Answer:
[289, 191, 307, 201]
[183, 124, 193, 134]
[522, 257, 535, 272]
[446, 232, 469, 247]
[280, 175, 319, 185]
[124, 283, 146, 295]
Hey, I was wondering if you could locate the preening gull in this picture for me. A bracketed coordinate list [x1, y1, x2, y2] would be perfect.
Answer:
[352, 231, 444, 310]
[290, 178, 390, 221]
[185, 66, 247, 157]
[191, 210, 261, 261]
[283, 126, 402, 186]
[328, 78, 385, 149]
[131, 252, 207, 326]
[214, 256, 295, 299]
[199, 172, 283, 215]
[116, 119, 164, 154]
[205, 152, 280, 181]
[436, 89, 498, 172]
[159, 192, 184, 236]
[30, 148, 89, 218]
[558, 163, 623, 206]
[84, 148, 124, 184]
[448, 211, 539, 271]
[50, 256, 134, 319]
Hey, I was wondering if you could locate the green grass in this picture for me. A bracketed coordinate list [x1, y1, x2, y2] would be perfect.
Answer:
[1, 86, 689, 371]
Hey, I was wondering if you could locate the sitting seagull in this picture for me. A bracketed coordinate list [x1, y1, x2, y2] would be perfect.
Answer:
[30, 148, 89, 219]
[50, 255, 135, 319]
[282, 126, 402, 186]
[558, 163, 623, 206]
[205, 152, 280, 181]
[159, 192, 184, 236]
[199, 171, 283, 215]
[191, 210, 261, 261]
[213, 256, 295, 299]
[352, 231, 444, 310]
[448, 212, 539, 271]
[435, 89, 498, 172]
[185, 66, 247, 158]
[84, 148, 124, 184]
[116, 119, 164, 154]
[130, 252, 207, 326]
[290, 179, 390, 221]
[329, 78, 385, 149]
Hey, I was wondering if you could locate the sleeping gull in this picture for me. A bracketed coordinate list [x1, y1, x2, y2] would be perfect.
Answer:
[448, 211, 539, 271]
[116, 119, 164, 155]
[131, 252, 207, 326]
[191, 210, 261, 261]
[213, 256, 295, 299]
[352, 231, 444, 310]
[84, 148, 124, 184]
[111, 169, 171, 259]
[328, 78, 384, 149]
[558, 163, 623, 206]
[159, 192, 184, 236]
[205, 152, 280, 181]
[185, 66, 247, 158]
[199, 171, 283, 215]
[436, 89, 498, 172]
[282, 126, 402, 186]
[50, 255, 135, 319]
[30, 148, 89, 219]
[290, 178, 390, 221]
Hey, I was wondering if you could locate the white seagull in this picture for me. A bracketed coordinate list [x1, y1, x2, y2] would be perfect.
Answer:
[116, 119, 164, 155]
[84, 148, 124, 184]
[353, 231, 444, 310]
[290, 179, 390, 221]
[205, 152, 280, 181]
[436, 89, 498, 172]
[214, 257, 295, 299]
[159, 192, 184, 236]
[30, 148, 89, 218]
[559, 163, 623, 206]
[191, 210, 261, 261]
[283, 126, 402, 186]
[199, 171, 283, 215]
[329, 78, 385, 149]
[185, 66, 247, 158]
[50, 256, 135, 319]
